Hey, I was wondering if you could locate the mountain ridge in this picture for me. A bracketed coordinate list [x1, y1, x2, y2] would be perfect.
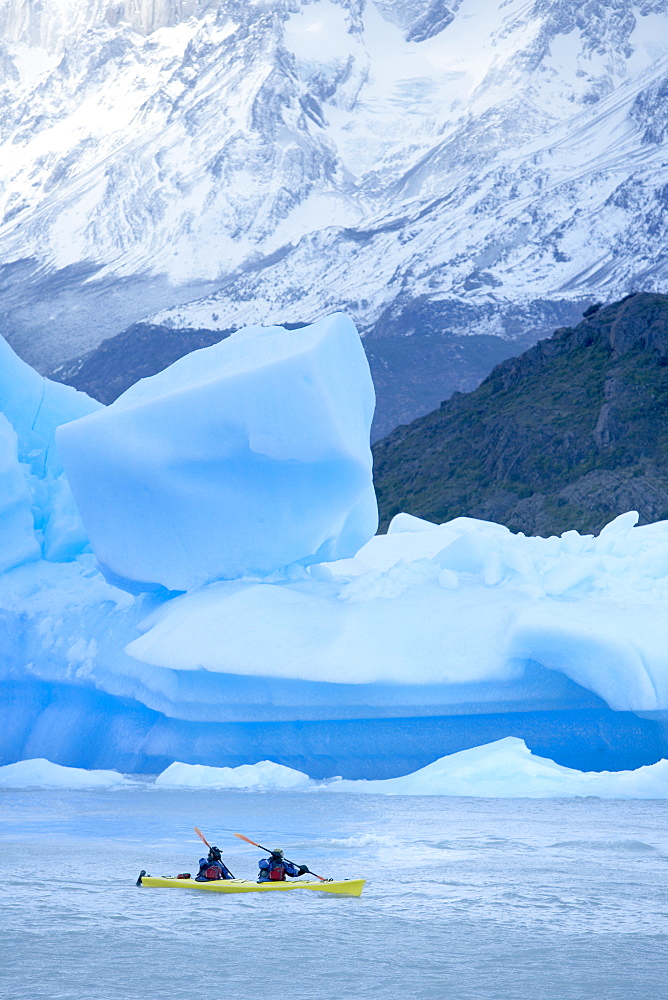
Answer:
[1, 0, 666, 375]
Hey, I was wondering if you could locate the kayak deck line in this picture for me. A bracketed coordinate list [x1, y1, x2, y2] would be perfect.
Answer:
[138, 875, 365, 896]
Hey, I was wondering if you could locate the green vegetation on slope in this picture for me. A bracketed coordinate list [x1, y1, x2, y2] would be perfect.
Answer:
[373, 293, 668, 535]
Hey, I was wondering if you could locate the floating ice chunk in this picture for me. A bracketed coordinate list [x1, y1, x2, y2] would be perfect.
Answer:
[57, 315, 377, 592]
[156, 740, 668, 797]
[0, 758, 131, 788]
[156, 759, 311, 789]
[327, 737, 668, 797]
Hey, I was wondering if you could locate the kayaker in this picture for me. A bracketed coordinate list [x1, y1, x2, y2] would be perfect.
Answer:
[257, 848, 309, 883]
[195, 845, 234, 881]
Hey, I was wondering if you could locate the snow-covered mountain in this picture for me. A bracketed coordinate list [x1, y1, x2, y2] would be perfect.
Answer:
[1, 0, 667, 372]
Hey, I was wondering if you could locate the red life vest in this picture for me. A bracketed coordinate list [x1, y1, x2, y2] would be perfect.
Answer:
[205, 865, 222, 880]
[269, 863, 286, 881]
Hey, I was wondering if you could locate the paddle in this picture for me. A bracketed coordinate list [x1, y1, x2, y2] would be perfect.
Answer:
[194, 826, 211, 849]
[234, 832, 327, 882]
[194, 827, 235, 878]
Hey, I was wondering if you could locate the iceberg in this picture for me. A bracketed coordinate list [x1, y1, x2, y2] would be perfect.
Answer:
[327, 737, 668, 798]
[1, 317, 668, 780]
[152, 738, 668, 798]
[156, 760, 311, 789]
[56, 314, 377, 593]
[5, 740, 668, 796]
[0, 758, 131, 788]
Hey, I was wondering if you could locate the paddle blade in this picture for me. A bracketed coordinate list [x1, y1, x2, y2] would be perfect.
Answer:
[194, 826, 210, 849]
[234, 833, 261, 848]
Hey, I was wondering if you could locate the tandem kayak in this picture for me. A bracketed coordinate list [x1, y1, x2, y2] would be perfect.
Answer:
[138, 874, 365, 896]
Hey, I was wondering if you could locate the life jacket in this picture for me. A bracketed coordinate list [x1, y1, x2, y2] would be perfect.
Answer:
[205, 865, 222, 880]
[268, 860, 286, 881]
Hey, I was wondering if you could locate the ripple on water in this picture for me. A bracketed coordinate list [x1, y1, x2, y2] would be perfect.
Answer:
[546, 839, 658, 853]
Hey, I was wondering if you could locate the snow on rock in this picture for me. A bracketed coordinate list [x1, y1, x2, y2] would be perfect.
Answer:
[3, 0, 668, 374]
[156, 760, 311, 789]
[328, 738, 668, 798]
[57, 315, 377, 593]
[0, 758, 131, 788]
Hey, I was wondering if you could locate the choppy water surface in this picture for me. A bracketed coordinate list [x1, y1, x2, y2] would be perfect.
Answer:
[1, 789, 666, 999]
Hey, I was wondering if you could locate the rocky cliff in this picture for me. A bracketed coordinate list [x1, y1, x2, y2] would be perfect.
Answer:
[373, 293, 668, 534]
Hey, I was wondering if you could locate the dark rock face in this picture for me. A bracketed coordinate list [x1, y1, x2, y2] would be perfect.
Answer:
[631, 73, 668, 145]
[405, 1, 454, 42]
[373, 293, 668, 534]
[47, 324, 233, 404]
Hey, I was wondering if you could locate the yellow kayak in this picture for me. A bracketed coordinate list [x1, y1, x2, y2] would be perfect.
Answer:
[139, 875, 365, 896]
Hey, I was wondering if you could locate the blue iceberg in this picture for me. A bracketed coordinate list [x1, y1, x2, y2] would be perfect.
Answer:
[1, 317, 667, 779]
[56, 313, 377, 592]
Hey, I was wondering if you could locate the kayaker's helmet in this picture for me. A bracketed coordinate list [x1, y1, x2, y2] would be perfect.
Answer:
[271, 848, 284, 858]
[209, 846, 222, 860]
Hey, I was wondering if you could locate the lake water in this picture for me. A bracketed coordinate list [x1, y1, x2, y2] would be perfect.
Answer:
[1, 788, 666, 999]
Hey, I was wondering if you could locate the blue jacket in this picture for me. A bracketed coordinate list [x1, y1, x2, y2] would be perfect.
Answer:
[258, 857, 301, 882]
[196, 857, 233, 881]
